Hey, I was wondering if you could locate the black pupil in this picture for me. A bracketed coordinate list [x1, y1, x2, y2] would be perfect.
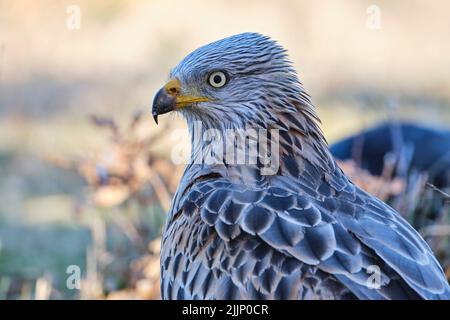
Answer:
[213, 74, 223, 84]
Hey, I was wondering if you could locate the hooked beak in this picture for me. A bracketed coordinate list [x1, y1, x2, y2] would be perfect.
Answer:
[152, 78, 209, 124]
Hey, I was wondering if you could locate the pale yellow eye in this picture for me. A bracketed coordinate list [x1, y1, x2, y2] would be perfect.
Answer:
[208, 71, 227, 88]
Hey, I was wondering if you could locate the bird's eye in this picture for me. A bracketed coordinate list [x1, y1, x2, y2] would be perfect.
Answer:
[208, 71, 227, 88]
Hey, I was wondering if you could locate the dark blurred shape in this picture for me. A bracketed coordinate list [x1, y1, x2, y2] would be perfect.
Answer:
[330, 122, 450, 188]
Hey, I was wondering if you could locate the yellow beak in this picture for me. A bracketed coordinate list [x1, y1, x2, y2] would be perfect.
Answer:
[152, 78, 209, 124]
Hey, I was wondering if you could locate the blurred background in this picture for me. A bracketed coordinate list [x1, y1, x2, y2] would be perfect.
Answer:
[0, 0, 449, 299]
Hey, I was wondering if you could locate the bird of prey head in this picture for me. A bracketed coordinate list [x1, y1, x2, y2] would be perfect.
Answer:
[153, 32, 331, 173]
[153, 33, 450, 300]
[153, 33, 297, 126]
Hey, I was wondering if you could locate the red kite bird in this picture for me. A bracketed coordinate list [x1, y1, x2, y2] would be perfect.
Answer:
[152, 33, 450, 300]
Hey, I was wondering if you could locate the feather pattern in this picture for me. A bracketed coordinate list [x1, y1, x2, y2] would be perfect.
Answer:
[159, 33, 450, 300]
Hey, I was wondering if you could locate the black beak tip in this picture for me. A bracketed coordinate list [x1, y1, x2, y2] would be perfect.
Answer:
[152, 87, 176, 125]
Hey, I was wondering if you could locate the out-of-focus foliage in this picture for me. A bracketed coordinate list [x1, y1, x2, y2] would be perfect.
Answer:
[48, 112, 180, 211]
[338, 160, 405, 201]
[45, 113, 184, 300]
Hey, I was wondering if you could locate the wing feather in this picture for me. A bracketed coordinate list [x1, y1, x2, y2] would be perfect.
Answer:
[169, 169, 450, 300]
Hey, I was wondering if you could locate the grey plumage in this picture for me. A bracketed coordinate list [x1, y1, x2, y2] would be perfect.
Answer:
[153, 33, 450, 300]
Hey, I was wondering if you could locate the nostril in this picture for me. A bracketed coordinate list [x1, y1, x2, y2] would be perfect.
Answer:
[164, 79, 181, 96]
[168, 86, 178, 95]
